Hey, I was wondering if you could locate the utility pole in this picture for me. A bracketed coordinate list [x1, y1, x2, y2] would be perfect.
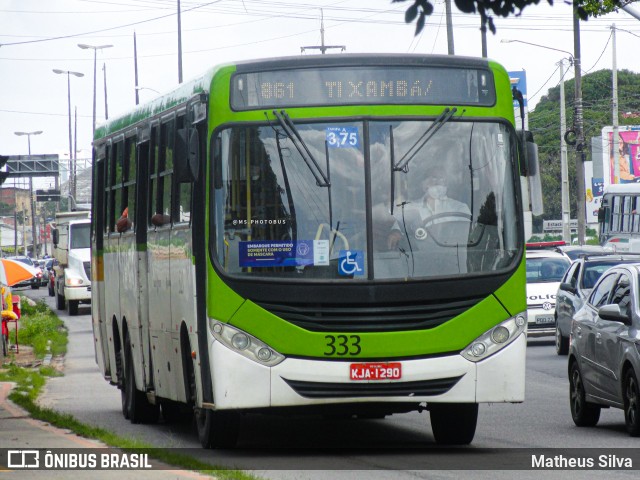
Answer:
[559, 59, 571, 244]
[612, 24, 619, 184]
[445, 0, 455, 55]
[103, 63, 109, 120]
[573, 10, 587, 244]
[301, 9, 345, 54]
[177, 0, 183, 83]
[134, 32, 140, 105]
[480, 17, 487, 58]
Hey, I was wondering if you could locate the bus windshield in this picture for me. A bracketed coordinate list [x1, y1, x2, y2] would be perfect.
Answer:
[213, 119, 520, 280]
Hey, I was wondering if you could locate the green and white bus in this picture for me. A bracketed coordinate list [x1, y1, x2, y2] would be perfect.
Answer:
[91, 54, 535, 448]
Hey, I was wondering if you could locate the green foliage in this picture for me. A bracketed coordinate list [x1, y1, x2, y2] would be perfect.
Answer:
[394, 1, 623, 35]
[17, 300, 67, 357]
[0, 365, 60, 403]
[529, 69, 640, 226]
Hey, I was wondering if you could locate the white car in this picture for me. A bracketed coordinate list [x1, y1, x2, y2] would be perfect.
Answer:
[525, 249, 571, 338]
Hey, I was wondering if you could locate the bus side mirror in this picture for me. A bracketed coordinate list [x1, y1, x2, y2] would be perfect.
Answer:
[597, 207, 605, 223]
[520, 131, 543, 217]
[52, 228, 59, 247]
[175, 128, 200, 183]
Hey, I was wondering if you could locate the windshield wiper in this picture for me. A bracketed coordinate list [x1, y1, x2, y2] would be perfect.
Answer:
[393, 107, 458, 172]
[273, 110, 330, 187]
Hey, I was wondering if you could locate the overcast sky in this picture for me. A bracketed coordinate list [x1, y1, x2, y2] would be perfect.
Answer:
[1, 0, 639, 190]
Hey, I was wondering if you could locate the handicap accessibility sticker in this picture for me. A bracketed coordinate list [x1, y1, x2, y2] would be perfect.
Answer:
[338, 250, 364, 276]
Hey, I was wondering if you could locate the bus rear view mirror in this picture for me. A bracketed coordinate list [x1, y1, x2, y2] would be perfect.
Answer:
[175, 128, 200, 183]
[52, 228, 59, 247]
[597, 207, 605, 223]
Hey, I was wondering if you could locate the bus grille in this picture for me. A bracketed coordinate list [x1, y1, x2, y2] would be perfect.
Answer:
[255, 298, 481, 332]
[282, 375, 463, 399]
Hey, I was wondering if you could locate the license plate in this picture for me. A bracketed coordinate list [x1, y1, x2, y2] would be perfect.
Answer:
[535, 315, 554, 325]
[350, 362, 402, 381]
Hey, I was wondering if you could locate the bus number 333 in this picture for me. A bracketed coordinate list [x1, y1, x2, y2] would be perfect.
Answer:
[324, 334, 361, 356]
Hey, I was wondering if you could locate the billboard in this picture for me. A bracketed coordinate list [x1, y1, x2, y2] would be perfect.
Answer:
[601, 125, 640, 187]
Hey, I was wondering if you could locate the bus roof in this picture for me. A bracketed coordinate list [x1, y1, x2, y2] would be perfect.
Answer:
[603, 184, 640, 195]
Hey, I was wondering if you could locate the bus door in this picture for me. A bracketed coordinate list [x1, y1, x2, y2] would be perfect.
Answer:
[92, 148, 110, 376]
[167, 119, 198, 404]
[147, 119, 178, 401]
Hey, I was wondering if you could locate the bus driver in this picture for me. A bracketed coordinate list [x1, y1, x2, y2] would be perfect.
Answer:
[387, 165, 471, 249]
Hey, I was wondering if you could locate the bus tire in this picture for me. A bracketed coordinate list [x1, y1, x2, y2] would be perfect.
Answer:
[123, 333, 159, 424]
[195, 408, 240, 449]
[429, 403, 478, 445]
[186, 353, 240, 448]
[56, 291, 66, 311]
[68, 300, 79, 316]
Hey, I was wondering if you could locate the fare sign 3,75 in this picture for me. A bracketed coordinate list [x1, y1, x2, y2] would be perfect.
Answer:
[350, 362, 402, 380]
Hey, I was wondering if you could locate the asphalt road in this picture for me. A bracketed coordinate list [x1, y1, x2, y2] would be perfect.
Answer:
[21, 287, 640, 479]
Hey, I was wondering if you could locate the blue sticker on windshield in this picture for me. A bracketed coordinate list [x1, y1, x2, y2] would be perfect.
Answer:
[239, 240, 315, 267]
[326, 127, 359, 148]
[338, 250, 365, 276]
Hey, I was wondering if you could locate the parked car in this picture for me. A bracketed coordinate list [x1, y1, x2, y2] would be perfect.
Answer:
[568, 263, 640, 436]
[555, 253, 640, 355]
[525, 249, 571, 338]
[37, 259, 50, 287]
[7, 256, 41, 289]
[555, 244, 607, 261]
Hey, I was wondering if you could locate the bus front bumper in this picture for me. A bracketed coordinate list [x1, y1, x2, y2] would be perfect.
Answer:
[209, 332, 526, 410]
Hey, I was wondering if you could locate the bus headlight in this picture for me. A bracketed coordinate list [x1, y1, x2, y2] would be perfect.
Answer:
[210, 320, 285, 367]
[462, 312, 526, 362]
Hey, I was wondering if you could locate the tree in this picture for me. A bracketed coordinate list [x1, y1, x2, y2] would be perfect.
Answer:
[394, 0, 625, 35]
[529, 69, 640, 229]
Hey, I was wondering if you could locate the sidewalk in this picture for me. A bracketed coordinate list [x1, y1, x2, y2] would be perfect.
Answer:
[0, 382, 214, 479]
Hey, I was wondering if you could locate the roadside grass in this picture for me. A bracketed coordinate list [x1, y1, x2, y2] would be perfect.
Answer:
[16, 299, 68, 357]
[0, 298, 260, 480]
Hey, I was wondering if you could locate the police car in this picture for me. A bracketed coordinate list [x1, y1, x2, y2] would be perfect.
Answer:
[525, 248, 571, 338]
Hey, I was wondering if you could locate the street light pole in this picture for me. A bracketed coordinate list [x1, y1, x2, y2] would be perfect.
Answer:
[14, 130, 42, 257]
[78, 43, 113, 135]
[52, 68, 84, 210]
[501, 39, 575, 243]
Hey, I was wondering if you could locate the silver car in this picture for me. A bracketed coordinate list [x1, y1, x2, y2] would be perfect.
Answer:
[568, 263, 640, 436]
[555, 253, 640, 355]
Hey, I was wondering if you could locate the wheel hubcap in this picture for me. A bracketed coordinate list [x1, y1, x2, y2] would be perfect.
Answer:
[627, 375, 638, 427]
[571, 369, 582, 415]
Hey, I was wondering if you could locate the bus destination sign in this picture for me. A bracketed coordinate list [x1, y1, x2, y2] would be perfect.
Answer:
[231, 66, 495, 110]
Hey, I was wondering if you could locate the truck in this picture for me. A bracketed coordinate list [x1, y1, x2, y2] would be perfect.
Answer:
[51, 211, 91, 316]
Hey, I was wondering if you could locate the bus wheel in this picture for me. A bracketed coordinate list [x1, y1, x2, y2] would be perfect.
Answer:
[123, 333, 159, 424]
[195, 408, 240, 449]
[429, 403, 478, 445]
[56, 292, 66, 311]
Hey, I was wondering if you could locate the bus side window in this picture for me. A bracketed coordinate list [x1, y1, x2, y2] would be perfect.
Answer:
[611, 195, 621, 233]
[122, 135, 136, 232]
[158, 118, 174, 224]
[148, 124, 160, 228]
[633, 196, 640, 233]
